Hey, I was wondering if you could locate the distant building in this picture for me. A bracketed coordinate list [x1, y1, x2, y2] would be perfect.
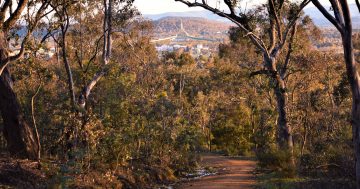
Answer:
[156, 45, 174, 52]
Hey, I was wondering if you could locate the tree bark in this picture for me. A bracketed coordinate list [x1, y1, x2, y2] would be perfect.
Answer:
[265, 56, 294, 158]
[0, 68, 38, 159]
[61, 34, 76, 107]
[274, 85, 293, 151]
[273, 76, 294, 166]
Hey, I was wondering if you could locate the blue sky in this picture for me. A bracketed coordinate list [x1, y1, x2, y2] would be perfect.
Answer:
[134, 0, 356, 15]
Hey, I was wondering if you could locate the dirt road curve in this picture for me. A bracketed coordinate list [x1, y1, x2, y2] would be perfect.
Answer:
[175, 154, 256, 189]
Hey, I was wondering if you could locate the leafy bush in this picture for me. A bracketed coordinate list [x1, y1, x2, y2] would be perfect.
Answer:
[257, 149, 296, 178]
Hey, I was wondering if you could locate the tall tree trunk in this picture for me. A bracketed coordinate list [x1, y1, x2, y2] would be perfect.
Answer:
[342, 29, 360, 189]
[0, 68, 38, 159]
[61, 35, 76, 107]
[266, 56, 294, 156]
[0, 32, 38, 159]
[274, 88, 292, 149]
[273, 76, 294, 165]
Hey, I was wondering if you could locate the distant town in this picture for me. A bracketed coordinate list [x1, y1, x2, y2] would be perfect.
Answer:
[7, 16, 358, 62]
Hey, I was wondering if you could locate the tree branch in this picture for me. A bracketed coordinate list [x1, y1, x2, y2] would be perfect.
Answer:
[281, 23, 297, 78]
[311, 0, 344, 33]
[281, 0, 309, 43]
[0, 1, 53, 76]
[270, 0, 309, 58]
[329, 0, 345, 26]
[3, 0, 29, 31]
[269, 0, 282, 44]
[339, 0, 353, 32]
[224, 0, 235, 15]
[84, 34, 106, 74]
[78, 66, 109, 108]
[0, 0, 11, 24]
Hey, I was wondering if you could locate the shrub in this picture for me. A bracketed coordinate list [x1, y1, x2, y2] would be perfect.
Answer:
[257, 149, 296, 178]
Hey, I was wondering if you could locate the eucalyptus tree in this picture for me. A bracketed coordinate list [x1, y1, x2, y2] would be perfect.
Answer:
[310, 0, 360, 188]
[79, 0, 136, 110]
[51, 0, 137, 112]
[175, 0, 310, 165]
[77, 0, 115, 109]
[0, 0, 60, 159]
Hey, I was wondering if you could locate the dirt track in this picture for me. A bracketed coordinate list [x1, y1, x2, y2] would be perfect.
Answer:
[175, 154, 256, 189]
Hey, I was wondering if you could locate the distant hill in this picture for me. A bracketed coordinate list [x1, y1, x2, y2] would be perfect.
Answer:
[145, 4, 360, 29]
[145, 11, 228, 23]
[151, 16, 232, 39]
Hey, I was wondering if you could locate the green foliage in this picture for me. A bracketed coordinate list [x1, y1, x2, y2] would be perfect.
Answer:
[333, 72, 351, 106]
[257, 149, 296, 178]
[211, 105, 254, 156]
[173, 126, 205, 173]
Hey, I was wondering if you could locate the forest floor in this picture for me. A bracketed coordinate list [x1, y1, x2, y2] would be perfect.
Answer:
[0, 156, 46, 188]
[174, 154, 256, 189]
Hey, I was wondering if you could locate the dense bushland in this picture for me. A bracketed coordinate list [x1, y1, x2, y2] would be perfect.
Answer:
[0, 0, 360, 188]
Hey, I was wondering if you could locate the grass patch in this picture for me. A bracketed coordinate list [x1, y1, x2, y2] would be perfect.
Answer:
[255, 171, 356, 189]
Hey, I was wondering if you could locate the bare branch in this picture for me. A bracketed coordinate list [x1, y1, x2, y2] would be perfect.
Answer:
[0, 0, 11, 24]
[3, 0, 29, 31]
[339, 0, 353, 32]
[269, 0, 282, 44]
[281, 23, 297, 78]
[78, 66, 109, 109]
[224, 0, 235, 15]
[268, 0, 309, 58]
[280, 0, 310, 45]
[329, 0, 344, 26]
[311, 0, 344, 33]
[84, 34, 106, 74]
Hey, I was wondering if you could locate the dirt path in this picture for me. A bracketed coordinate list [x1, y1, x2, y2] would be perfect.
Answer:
[175, 154, 256, 189]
